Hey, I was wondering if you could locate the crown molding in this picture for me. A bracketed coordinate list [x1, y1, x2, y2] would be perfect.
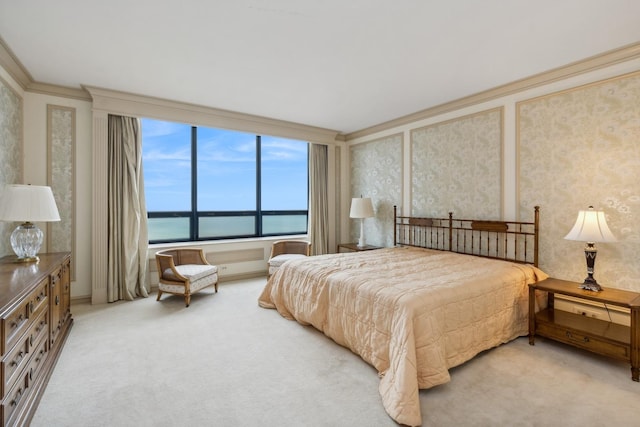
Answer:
[344, 42, 640, 141]
[0, 36, 31, 90]
[27, 81, 91, 101]
[85, 85, 342, 144]
[0, 36, 91, 101]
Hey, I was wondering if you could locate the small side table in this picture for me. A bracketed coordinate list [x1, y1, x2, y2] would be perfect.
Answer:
[529, 277, 640, 382]
[337, 243, 382, 253]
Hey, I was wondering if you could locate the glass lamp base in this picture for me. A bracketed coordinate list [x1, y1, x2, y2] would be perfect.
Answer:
[10, 222, 43, 263]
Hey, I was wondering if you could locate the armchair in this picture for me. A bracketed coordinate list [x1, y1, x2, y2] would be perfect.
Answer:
[268, 240, 311, 278]
[155, 248, 218, 307]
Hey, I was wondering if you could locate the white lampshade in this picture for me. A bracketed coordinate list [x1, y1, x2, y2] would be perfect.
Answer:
[0, 184, 60, 262]
[0, 184, 61, 222]
[349, 198, 374, 219]
[564, 206, 616, 243]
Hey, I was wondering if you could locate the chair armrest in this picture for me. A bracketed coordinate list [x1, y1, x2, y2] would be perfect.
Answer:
[156, 253, 189, 282]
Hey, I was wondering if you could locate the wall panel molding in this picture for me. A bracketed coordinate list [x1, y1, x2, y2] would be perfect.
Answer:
[410, 107, 503, 219]
[91, 111, 109, 304]
[517, 71, 640, 291]
[47, 105, 76, 279]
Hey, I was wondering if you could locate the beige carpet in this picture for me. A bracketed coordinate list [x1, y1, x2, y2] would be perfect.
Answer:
[32, 277, 638, 427]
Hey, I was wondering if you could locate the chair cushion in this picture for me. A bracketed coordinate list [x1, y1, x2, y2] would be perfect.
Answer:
[268, 254, 309, 275]
[268, 254, 308, 268]
[163, 264, 218, 281]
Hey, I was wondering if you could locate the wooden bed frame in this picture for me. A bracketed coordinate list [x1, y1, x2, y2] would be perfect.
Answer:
[394, 206, 540, 267]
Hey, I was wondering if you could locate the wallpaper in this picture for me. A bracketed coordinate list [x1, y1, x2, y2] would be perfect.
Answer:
[47, 105, 75, 270]
[411, 108, 503, 219]
[519, 72, 640, 291]
[0, 77, 22, 257]
[350, 134, 402, 247]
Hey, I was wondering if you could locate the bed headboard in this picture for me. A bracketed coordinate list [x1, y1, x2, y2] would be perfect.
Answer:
[394, 206, 540, 267]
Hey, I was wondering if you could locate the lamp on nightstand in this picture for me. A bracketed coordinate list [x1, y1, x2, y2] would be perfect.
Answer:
[350, 197, 374, 248]
[564, 206, 616, 291]
[0, 184, 61, 263]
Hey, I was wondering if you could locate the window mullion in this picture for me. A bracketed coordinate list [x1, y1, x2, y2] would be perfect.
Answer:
[191, 126, 198, 240]
[256, 135, 262, 236]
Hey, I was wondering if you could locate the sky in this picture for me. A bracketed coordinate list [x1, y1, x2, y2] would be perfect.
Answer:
[141, 118, 308, 212]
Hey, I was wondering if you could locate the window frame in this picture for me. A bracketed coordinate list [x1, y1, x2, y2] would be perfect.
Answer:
[143, 121, 309, 244]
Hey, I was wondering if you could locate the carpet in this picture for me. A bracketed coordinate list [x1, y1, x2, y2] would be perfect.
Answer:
[31, 278, 638, 426]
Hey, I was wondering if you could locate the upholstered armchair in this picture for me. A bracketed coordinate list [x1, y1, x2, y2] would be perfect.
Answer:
[155, 248, 218, 307]
[268, 240, 311, 278]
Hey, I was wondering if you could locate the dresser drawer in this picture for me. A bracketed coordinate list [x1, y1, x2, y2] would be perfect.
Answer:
[0, 336, 29, 401]
[25, 334, 49, 388]
[1, 369, 29, 427]
[1, 278, 48, 356]
[1, 308, 49, 399]
[537, 321, 630, 360]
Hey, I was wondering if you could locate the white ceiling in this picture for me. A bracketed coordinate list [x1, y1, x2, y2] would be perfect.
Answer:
[1, 1, 640, 134]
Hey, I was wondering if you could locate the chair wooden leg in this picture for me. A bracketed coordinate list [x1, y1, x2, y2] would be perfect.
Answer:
[185, 294, 191, 307]
[156, 290, 163, 301]
[214, 282, 218, 293]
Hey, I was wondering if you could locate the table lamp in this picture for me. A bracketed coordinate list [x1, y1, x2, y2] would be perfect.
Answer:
[349, 197, 374, 248]
[564, 206, 616, 291]
[0, 184, 61, 262]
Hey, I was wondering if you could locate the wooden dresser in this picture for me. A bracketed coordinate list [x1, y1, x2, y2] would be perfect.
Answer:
[0, 252, 72, 427]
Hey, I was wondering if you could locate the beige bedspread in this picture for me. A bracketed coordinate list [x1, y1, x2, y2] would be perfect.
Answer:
[258, 247, 547, 426]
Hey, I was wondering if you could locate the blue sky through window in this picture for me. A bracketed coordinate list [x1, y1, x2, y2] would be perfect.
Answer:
[141, 118, 308, 212]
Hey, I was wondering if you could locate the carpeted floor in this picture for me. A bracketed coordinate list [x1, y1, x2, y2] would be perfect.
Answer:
[31, 277, 638, 427]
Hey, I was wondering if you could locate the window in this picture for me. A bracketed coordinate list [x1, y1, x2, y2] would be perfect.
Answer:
[142, 118, 308, 243]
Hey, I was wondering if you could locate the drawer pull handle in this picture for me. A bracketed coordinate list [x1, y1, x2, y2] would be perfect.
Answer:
[55, 295, 60, 305]
[566, 331, 590, 343]
[9, 351, 25, 367]
[10, 314, 24, 329]
[10, 388, 23, 407]
[29, 301, 34, 313]
[35, 349, 45, 363]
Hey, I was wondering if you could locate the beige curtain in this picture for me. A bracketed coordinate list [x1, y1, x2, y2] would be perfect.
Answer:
[107, 115, 149, 302]
[308, 144, 329, 255]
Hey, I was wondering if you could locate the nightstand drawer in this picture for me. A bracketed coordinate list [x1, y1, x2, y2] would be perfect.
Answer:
[537, 320, 630, 361]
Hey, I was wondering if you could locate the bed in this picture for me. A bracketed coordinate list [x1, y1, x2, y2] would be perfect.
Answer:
[258, 206, 547, 426]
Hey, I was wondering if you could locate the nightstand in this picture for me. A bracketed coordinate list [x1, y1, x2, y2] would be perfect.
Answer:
[337, 243, 382, 253]
[528, 277, 640, 382]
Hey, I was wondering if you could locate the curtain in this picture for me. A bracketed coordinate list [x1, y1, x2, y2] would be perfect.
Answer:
[107, 115, 149, 302]
[308, 144, 329, 255]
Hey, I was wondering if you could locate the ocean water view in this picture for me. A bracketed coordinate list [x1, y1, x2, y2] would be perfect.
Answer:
[148, 215, 308, 242]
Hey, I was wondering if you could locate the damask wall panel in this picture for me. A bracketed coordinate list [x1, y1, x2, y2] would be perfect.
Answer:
[411, 108, 503, 219]
[47, 105, 75, 277]
[518, 72, 640, 291]
[0, 77, 22, 257]
[350, 134, 402, 247]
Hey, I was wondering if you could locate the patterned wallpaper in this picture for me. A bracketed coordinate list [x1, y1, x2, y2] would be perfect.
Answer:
[349, 134, 402, 247]
[0, 77, 22, 257]
[411, 108, 503, 219]
[519, 72, 640, 291]
[47, 106, 75, 267]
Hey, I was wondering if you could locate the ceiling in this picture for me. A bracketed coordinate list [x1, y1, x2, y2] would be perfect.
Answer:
[1, 1, 640, 135]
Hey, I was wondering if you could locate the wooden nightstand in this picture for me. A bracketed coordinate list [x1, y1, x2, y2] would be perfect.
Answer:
[529, 277, 640, 381]
[337, 243, 382, 253]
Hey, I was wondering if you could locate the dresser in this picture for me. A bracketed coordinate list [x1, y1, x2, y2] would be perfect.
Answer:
[0, 252, 73, 427]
